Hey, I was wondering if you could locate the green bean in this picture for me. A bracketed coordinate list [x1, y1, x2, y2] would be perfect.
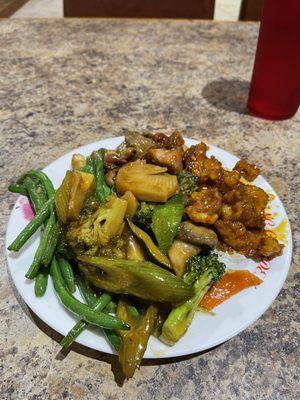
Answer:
[50, 258, 129, 331]
[59, 258, 76, 293]
[8, 183, 28, 195]
[82, 156, 94, 174]
[76, 275, 98, 307]
[7, 195, 55, 252]
[23, 177, 47, 212]
[25, 214, 56, 279]
[77, 283, 122, 351]
[93, 149, 111, 203]
[60, 276, 122, 350]
[18, 170, 55, 198]
[60, 292, 112, 348]
[103, 301, 117, 315]
[41, 222, 60, 266]
[104, 330, 122, 352]
[34, 269, 49, 297]
[60, 320, 87, 348]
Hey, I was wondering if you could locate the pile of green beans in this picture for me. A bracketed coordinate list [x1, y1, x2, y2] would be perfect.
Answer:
[82, 149, 111, 203]
[60, 274, 123, 351]
[8, 170, 59, 297]
[8, 168, 128, 349]
[50, 258, 128, 330]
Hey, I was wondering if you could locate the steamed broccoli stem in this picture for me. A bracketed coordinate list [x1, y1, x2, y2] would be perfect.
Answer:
[93, 149, 111, 203]
[161, 269, 215, 345]
[161, 253, 225, 345]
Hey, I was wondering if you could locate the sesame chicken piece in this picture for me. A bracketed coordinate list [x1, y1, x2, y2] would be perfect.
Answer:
[185, 187, 222, 225]
[214, 220, 283, 259]
[234, 159, 261, 181]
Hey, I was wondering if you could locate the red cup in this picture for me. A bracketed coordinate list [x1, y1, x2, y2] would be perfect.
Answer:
[248, 0, 300, 120]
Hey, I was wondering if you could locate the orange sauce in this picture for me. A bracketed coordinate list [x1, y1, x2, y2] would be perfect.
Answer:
[200, 270, 263, 311]
[272, 218, 288, 244]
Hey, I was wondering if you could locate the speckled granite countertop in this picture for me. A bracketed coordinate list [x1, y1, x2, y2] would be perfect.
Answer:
[0, 19, 299, 400]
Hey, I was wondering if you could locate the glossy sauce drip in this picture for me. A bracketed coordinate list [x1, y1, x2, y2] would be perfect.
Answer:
[200, 270, 263, 311]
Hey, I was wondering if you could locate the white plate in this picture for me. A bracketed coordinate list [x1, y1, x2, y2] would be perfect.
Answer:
[6, 137, 292, 358]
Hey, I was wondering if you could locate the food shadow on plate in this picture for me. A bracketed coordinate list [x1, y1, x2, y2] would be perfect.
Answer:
[202, 79, 250, 115]
[26, 308, 223, 386]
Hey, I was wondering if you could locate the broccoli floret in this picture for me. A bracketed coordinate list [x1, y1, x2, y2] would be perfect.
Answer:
[184, 252, 225, 286]
[80, 195, 101, 218]
[177, 171, 199, 196]
[66, 195, 127, 255]
[132, 201, 156, 233]
[161, 252, 226, 345]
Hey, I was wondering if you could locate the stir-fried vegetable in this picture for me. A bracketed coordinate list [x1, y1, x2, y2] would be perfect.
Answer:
[60, 290, 113, 349]
[92, 149, 111, 203]
[25, 212, 56, 279]
[58, 258, 76, 293]
[23, 177, 47, 212]
[116, 162, 178, 202]
[18, 170, 55, 198]
[132, 201, 156, 234]
[72, 154, 86, 171]
[161, 253, 225, 345]
[50, 257, 129, 330]
[8, 196, 55, 252]
[34, 269, 49, 297]
[66, 195, 127, 254]
[168, 240, 200, 277]
[151, 194, 185, 254]
[8, 131, 280, 379]
[126, 235, 145, 261]
[8, 182, 28, 195]
[78, 256, 195, 303]
[127, 220, 171, 268]
[10, 170, 58, 288]
[122, 191, 138, 219]
[41, 222, 61, 266]
[55, 170, 95, 223]
[177, 221, 218, 248]
[117, 299, 157, 378]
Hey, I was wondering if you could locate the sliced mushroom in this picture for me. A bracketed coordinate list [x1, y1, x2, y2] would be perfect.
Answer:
[168, 240, 200, 277]
[177, 221, 218, 248]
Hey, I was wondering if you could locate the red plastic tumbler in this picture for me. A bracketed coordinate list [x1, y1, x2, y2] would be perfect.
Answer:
[247, 0, 300, 120]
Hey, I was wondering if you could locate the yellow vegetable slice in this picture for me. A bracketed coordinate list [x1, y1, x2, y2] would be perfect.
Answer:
[55, 170, 95, 223]
[122, 191, 138, 219]
[116, 162, 178, 202]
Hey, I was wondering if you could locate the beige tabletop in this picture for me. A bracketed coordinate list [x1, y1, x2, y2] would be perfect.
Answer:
[0, 18, 299, 400]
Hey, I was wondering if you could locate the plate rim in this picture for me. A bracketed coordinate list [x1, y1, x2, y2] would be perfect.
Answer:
[5, 136, 293, 359]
